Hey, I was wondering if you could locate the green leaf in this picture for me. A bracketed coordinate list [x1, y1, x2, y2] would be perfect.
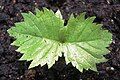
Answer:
[7, 8, 112, 72]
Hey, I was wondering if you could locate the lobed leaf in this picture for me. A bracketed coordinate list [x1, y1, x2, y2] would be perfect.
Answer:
[8, 8, 112, 72]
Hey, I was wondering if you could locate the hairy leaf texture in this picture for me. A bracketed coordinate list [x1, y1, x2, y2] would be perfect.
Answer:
[8, 8, 112, 72]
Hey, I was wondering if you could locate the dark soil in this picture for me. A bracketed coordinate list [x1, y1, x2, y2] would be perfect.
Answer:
[0, 0, 120, 80]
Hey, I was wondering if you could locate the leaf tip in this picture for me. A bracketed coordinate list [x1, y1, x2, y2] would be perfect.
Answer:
[55, 9, 63, 19]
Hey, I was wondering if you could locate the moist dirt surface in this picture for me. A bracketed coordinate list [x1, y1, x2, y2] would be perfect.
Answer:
[0, 0, 120, 80]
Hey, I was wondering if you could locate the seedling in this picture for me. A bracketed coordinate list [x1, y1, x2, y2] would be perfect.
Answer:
[7, 8, 112, 72]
